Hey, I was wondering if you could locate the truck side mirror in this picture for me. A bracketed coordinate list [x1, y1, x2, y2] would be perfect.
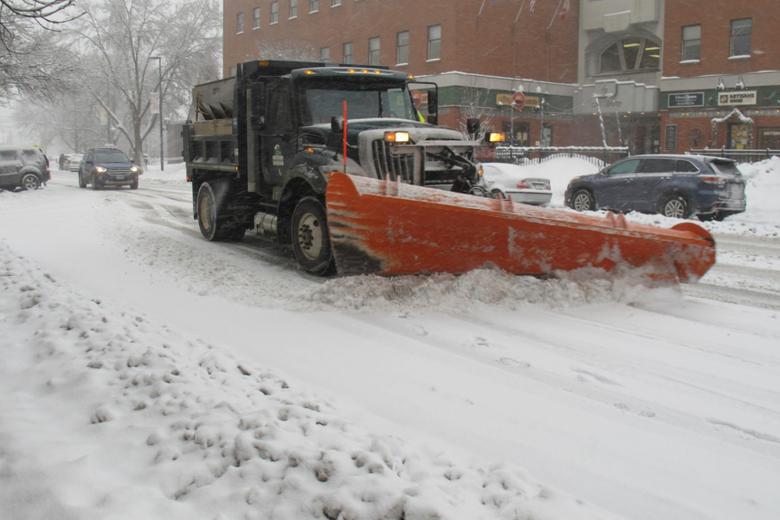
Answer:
[427, 90, 438, 125]
[466, 118, 480, 136]
[330, 116, 341, 134]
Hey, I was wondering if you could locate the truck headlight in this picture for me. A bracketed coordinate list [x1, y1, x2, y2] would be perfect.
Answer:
[384, 131, 410, 144]
[130, 166, 140, 173]
[95, 166, 107, 174]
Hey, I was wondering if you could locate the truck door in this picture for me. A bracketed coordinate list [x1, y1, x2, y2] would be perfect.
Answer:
[259, 78, 296, 187]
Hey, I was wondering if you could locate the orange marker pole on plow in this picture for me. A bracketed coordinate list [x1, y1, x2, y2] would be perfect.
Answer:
[342, 100, 348, 171]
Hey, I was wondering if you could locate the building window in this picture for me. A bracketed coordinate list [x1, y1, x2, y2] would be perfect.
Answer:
[236, 12, 245, 33]
[343, 42, 353, 64]
[289, 0, 298, 18]
[427, 24, 441, 61]
[331, 0, 341, 6]
[396, 31, 409, 65]
[320, 47, 330, 61]
[665, 125, 678, 152]
[730, 18, 752, 57]
[309, 0, 319, 13]
[270, 1, 278, 23]
[368, 37, 380, 66]
[252, 7, 261, 29]
[599, 38, 660, 74]
[681, 25, 700, 61]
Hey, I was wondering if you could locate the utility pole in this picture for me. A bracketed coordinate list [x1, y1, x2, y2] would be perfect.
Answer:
[151, 56, 164, 171]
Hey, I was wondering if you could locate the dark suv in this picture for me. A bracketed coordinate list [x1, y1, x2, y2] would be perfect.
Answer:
[0, 146, 51, 191]
[79, 147, 141, 190]
[565, 155, 746, 220]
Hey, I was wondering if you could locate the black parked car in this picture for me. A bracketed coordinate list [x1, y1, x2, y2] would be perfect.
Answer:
[0, 146, 51, 191]
[78, 147, 141, 190]
[565, 155, 746, 220]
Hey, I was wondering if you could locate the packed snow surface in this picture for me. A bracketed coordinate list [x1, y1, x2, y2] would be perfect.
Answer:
[1, 157, 780, 519]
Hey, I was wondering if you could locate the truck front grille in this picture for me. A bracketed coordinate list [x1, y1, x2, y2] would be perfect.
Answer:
[371, 140, 414, 182]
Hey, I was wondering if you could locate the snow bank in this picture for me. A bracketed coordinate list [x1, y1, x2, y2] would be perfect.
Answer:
[0, 242, 617, 520]
[490, 158, 602, 208]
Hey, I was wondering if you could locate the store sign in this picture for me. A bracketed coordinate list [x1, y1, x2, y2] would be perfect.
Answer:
[668, 92, 704, 108]
[718, 90, 757, 106]
[496, 93, 540, 109]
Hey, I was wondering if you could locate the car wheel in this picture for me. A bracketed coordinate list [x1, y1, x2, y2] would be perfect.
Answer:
[660, 194, 689, 219]
[130, 178, 139, 190]
[91, 174, 101, 190]
[20, 173, 41, 191]
[290, 197, 334, 275]
[78, 171, 86, 188]
[571, 189, 595, 211]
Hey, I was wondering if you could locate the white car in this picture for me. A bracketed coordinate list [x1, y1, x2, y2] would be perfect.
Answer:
[479, 162, 552, 206]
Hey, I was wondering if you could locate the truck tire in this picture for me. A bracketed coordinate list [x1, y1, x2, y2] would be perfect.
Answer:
[197, 180, 235, 241]
[78, 171, 86, 188]
[290, 197, 334, 275]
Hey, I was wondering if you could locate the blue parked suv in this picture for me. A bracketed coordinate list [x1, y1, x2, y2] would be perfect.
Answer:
[565, 155, 746, 220]
[78, 147, 141, 190]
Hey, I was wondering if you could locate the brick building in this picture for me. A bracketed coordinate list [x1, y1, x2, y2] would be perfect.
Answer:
[222, 0, 779, 153]
[223, 0, 597, 148]
[660, 0, 780, 153]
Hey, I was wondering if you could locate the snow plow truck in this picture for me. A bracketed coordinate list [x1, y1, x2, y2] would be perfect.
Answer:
[183, 59, 716, 282]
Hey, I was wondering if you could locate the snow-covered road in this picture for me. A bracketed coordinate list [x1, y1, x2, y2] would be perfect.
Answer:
[1, 167, 779, 519]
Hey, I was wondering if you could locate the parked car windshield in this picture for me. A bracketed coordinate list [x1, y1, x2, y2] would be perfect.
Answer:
[94, 150, 129, 163]
[302, 85, 416, 124]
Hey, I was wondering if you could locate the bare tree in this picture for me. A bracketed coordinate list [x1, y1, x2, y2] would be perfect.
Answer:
[75, 0, 220, 163]
[0, 0, 81, 98]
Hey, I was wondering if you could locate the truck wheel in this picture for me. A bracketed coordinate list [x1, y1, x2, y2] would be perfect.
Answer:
[78, 171, 86, 188]
[197, 181, 233, 241]
[291, 197, 334, 275]
[91, 174, 101, 190]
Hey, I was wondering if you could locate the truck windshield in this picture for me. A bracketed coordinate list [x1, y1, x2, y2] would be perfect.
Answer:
[302, 86, 416, 125]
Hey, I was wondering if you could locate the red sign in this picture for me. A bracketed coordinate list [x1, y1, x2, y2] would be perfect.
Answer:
[512, 91, 525, 111]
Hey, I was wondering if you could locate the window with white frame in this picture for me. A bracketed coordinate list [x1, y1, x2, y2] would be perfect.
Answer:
[368, 37, 380, 65]
[427, 24, 441, 61]
[331, 0, 341, 7]
[252, 7, 261, 29]
[681, 25, 700, 61]
[270, 1, 278, 23]
[289, 0, 298, 18]
[343, 42, 353, 64]
[309, 0, 319, 13]
[730, 18, 752, 57]
[396, 31, 409, 65]
[236, 12, 245, 33]
[320, 47, 330, 61]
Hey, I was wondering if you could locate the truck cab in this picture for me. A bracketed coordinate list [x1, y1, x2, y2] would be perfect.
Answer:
[183, 59, 485, 274]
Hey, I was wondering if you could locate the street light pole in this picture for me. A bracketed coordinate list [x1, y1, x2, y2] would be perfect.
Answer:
[151, 56, 164, 171]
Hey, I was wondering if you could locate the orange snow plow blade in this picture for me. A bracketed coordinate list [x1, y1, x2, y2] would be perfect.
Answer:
[326, 173, 716, 283]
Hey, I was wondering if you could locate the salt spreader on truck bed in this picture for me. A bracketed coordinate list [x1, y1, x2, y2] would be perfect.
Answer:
[183, 59, 716, 282]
